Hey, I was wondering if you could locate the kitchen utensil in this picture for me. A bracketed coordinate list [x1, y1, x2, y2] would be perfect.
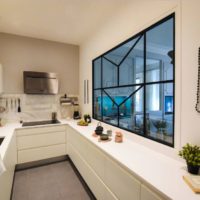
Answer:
[73, 103, 81, 119]
[11, 99, 13, 110]
[52, 112, 57, 122]
[15, 98, 17, 111]
[95, 122, 103, 135]
[73, 111, 81, 120]
[18, 98, 21, 112]
[5, 99, 8, 112]
[0, 106, 5, 113]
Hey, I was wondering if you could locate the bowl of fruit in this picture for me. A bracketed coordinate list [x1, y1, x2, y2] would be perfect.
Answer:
[77, 119, 88, 126]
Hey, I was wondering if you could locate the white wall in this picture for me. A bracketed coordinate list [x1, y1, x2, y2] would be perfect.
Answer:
[181, 0, 200, 145]
[79, 0, 200, 156]
[0, 33, 79, 95]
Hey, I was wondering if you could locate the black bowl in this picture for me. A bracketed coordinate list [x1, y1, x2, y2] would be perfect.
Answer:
[100, 134, 109, 140]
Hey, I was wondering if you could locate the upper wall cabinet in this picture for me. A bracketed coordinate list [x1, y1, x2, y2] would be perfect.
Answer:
[0, 64, 3, 94]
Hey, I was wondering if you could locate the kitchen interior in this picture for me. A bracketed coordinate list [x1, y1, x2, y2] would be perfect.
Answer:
[0, 0, 200, 200]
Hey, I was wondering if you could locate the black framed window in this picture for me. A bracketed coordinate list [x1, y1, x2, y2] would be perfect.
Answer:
[92, 14, 175, 147]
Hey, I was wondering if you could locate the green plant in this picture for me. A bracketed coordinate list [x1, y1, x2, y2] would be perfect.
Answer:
[152, 120, 167, 129]
[179, 143, 200, 166]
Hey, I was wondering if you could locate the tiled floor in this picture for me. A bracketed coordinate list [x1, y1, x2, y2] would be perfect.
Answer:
[12, 161, 92, 200]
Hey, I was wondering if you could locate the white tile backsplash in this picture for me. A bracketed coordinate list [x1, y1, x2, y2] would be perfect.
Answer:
[0, 94, 78, 123]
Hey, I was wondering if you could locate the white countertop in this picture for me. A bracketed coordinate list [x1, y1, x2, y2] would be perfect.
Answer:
[0, 120, 199, 200]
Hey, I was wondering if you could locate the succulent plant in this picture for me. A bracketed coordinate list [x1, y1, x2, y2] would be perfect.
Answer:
[179, 143, 200, 166]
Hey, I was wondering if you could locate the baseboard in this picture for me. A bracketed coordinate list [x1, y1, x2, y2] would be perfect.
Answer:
[15, 155, 68, 171]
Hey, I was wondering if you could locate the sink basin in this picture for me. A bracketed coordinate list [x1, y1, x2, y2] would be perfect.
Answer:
[22, 119, 60, 127]
[0, 137, 5, 146]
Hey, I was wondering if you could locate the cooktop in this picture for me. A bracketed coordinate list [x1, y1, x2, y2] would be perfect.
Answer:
[22, 119, 60, 127]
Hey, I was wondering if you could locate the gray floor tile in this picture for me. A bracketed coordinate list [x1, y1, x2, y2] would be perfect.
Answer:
[12, 161, 91, 200]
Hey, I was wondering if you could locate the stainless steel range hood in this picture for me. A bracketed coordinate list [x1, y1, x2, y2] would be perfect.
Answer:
[23, 71, 59, 95]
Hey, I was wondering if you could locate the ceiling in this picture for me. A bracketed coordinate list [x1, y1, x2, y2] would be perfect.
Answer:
[0, 0, 132, 45]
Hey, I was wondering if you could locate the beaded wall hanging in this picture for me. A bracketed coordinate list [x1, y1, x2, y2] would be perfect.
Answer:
[195, 47, 200, 113]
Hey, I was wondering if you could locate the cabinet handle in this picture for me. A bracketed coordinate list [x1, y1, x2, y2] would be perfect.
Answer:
[87, 80, 89, 104]
[84, 80, 86, 104]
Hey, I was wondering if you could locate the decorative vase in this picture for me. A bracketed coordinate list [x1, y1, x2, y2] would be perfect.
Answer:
[187, 163, 199, 175]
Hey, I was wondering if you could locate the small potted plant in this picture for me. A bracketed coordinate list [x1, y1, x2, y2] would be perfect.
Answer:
[152, 120, 167, 139]
[179, 143, 200, 174]
[84, 114, 91, 123]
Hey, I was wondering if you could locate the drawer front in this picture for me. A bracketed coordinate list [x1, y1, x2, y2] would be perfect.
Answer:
[68, 126, 105, 179]
[68, 144, 106, 200]
[141, 184, 167, 200]
[67, 126, 89, 159]
[86, 142, 105, 180]
[16, 125, 66, 136]
[17, 131, 66, 150]
[105, 157, 140, 200]
[18, 144, 66, 164]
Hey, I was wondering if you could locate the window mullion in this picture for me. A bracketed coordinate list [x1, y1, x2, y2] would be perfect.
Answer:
[101, 57, 103, 121]
[143, 33, 146, 136]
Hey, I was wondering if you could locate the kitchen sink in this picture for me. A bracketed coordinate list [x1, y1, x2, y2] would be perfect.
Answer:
[0, 137, 5, 146]
[22, 119, 60, 127]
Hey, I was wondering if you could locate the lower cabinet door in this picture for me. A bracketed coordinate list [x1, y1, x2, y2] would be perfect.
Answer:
[0, 134, 17, 200]
[105, 157, 140, 200]
[68, 143, 105, 199]
[18, 144, 66, 163]
[141, 184, 168, 200]
[68, 143, 118, 200]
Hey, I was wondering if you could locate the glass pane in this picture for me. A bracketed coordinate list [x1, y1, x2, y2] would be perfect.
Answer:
[104, 37, 139, 65]
[146, 84, 161, 111]
[102, 91, 118, 126]
[146, 18, 174, 82]
[146, 83, 174, 145]
[93, 58, 101, 88]
[102, 58, 118, 87]
[119, 36, 144, 85]
[119, 87, 144, 134]
[93, 90, 102, 120]
[104, 86, 139, 106]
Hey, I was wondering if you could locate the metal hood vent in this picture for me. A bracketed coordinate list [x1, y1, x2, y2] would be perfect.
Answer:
[23, 71, 59, 95]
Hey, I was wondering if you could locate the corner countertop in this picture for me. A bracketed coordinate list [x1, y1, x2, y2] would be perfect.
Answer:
[0, 120, 199, 200]
[67, 120, 200, 200]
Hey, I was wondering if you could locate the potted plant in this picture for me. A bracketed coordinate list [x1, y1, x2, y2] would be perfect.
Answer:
[179, 143, 200, 174]
[84, 114, 91, 123]
[152, 120, 167, 139]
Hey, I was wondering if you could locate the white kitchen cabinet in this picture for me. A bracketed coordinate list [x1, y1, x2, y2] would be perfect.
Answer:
[68, 143, 105, 200]
[67, 126, 169, 200]
[67, 126, 142, 200]
[16, 125, 67, 164]
[69, 142, 118, 200]
[16, 125, 66, 136]
[67, 126, 105, 179]
[0, 134, 17, 200]
[17, 131, 66, 150]
[18, 144, 66, 163]
[86, 140, 105, 180]
[141, 184, 168, 200]
[105, 157, 140, 200]
[67, 126, 89, 160]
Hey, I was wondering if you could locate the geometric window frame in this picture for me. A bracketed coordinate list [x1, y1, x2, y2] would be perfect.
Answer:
[92, 13, 175, 147]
